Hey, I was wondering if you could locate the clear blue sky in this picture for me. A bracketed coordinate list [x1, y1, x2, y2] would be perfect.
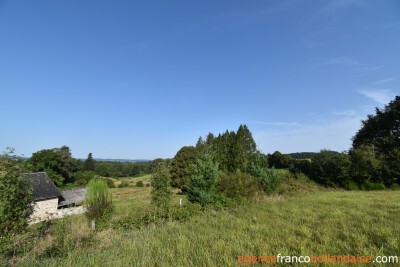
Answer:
[1, 0, 399, 159]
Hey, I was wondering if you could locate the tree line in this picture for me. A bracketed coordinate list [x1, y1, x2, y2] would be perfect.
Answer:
[23, 149, 152, 187]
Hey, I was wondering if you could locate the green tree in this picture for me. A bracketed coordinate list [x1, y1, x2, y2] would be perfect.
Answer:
[151, 161, 171, 216]
[268, 151, 293, 169]
[0, 148, 33, 235]
[233, 125, 257, 171]
[195, 125, 258, 172]
[309, 150, 351, 187]
[187, 154, 219, 206]
[83, 153, 96, 171]
[150, 158, 165, 173]
[379, 148, 400, 186]
[26, 146, 77, 186]
[350, 144, 379, 184]
[170, 146, 198, 192]
[352, 96, 400, 185]
[352, 96, 400, 154]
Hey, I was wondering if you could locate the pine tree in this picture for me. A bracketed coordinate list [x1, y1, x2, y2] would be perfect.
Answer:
[84, 153, 96, 171]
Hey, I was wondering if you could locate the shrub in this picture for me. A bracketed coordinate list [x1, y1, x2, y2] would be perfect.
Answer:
[247, 155, 283, 195]
[361, 182, 386, 191]
[146, 183, 150, 187]
[290, 159, 311, 175]
[112, 215, 141, 230]
[350, 144, 379, 184]
[118, 182, 130, 188]
[277, 175, 321, 196]
[217, 170, 259, 202]
[85, 179, 113, 229]
[0, 149, 33, 235]
[390, 183, 399, 190]
[309, 151, 351, 187]
[136, 181, 144, 187]
[346, 180, 360, 190]
[268, 151, 293, 169]
[170, 202, 202, 222]
[259, 168, 283, 194]
[75, 170, 96, 186]
[187, 154, 220, 206]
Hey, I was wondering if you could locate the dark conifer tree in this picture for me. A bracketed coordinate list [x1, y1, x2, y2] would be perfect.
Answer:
[84, 153, 96, 171]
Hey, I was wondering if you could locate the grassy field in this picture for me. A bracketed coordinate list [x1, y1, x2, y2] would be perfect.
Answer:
[4, 176, 400, 266]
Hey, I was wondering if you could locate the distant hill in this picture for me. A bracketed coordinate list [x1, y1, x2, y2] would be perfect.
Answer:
[288, 151, 339, 159]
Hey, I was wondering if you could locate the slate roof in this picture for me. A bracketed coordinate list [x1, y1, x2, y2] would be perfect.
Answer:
[23, 172, 64, 201]
[59, 188, 86, 207]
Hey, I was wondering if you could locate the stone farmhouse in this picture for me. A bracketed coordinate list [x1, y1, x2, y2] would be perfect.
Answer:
[23, 172, 86, 223]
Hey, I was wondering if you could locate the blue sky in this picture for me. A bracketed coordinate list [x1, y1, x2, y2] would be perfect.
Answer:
[0, 0, 399, 159]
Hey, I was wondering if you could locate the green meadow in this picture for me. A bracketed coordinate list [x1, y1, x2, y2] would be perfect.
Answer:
[6, 175, 399, 267]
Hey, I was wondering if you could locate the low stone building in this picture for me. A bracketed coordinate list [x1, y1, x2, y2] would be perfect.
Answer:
[24, 172, 86, 223]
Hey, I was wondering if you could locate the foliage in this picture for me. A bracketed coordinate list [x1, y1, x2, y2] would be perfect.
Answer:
[74, 170, 96, 186]
[85, 179, 113, 223]
[232, 125, 257, 171]
[289, 151, 339, 159]
[95, 161, 150, 177]
[290, 159, 311, 175]
[136, 181, 144, 187]
[346, 180, 360, 190]
[351, 96, 400, 186]
[258, 168, 284, 194]
[0, 148, 34, 235]
[350, 144, 379, 184]
[187, 154, 220, 206]
[26, 146, 78, 186]
[149, 158, 170, 173]
[390, 183, 399, 190]
[83, 153, 96, 171]
[170, 146, 198, 192]
[246, 154, 283, 194]
[309, 150, 351, 187]
[378, 147, 400, 186]
[361, 182, 386, 191]
[276, 172, 322, 196]
[217, 170, 259, 202]
[195, 124, 258, 172]
[151, 161, 171, 217]
[267, 151, 293, 169]
[352, 95, 400, 154]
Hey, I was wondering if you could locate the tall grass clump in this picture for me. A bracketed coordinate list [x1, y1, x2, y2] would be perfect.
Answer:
[85, 179, 113, 230]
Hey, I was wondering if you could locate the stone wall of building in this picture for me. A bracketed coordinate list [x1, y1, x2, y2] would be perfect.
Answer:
[31, 198, 59, 221]
[30, 204, 86, 224]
